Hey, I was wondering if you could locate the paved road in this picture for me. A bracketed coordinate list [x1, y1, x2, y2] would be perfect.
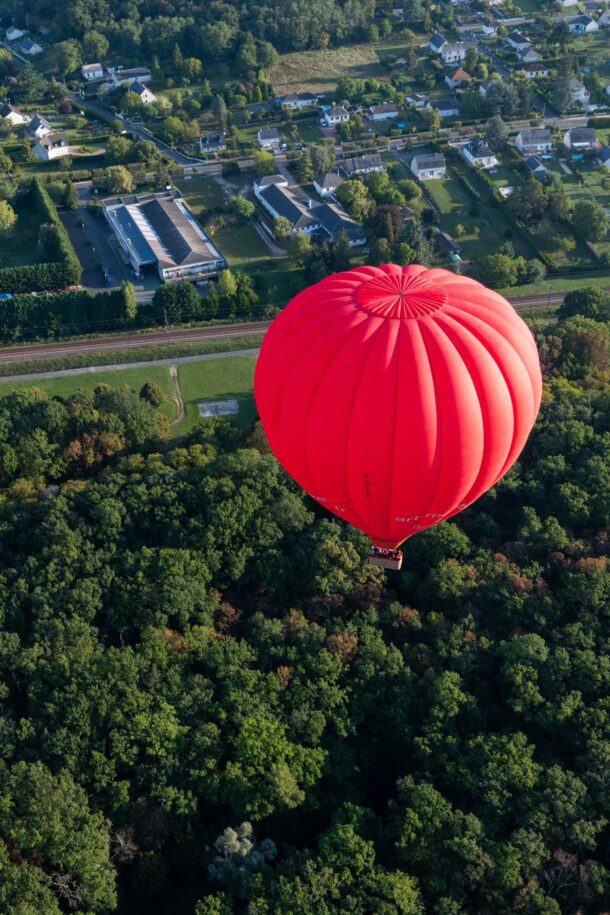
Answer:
[0, 348, 261, 384]
[0, 321, 272, 364]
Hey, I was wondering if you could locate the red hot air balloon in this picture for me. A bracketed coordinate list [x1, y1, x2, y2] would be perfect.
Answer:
[254, 264, 542, 569]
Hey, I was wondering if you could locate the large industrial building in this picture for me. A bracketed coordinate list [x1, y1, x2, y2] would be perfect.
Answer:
[102, 190, 227, 282]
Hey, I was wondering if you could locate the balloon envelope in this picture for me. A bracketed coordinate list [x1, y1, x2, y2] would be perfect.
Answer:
[254, 264, 542, 549]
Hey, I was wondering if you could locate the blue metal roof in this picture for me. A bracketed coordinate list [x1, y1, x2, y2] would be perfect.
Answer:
[112, 205, 156, 265]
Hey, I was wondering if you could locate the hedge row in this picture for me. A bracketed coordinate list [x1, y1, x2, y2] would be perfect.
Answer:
[0, 286, 136, 341]
[0, 179, 82, 294]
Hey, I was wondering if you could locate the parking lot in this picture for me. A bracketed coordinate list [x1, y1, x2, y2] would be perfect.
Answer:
[60, 183, 160, 302]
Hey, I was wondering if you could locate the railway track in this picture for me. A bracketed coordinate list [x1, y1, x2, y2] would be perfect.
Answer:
[0, 286, 605, 365]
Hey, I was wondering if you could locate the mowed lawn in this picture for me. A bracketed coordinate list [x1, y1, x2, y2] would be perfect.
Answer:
[425, 172, 524, 261]
[0, 365, 178, 422]
[268, 43, 386, 94]
[174, 176, 227, 212]
[176, 356, 257, 435]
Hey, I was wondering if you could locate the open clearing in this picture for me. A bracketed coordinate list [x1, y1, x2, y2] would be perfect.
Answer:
[0, 355, 259, 438]
[176, 356, 256, 435]
[0, 365, 178, 422]
[268, 44, 385, 94]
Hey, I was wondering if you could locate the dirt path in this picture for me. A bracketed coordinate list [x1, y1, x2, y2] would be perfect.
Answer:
[168, 364, 185, 427]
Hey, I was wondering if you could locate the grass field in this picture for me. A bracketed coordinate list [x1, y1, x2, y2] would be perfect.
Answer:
[268, 44, 386, 94]
[175, 175, 227, 212]
[0, 355, 260, 439]
[0, 365, 178, 422]
[499, 273, 610, 299]
[176, 356, 257, 435]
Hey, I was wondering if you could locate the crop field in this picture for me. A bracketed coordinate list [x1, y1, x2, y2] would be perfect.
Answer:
[268, 44, 386, 94]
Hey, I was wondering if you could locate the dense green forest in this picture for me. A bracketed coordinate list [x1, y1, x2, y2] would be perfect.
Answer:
[21, 0, 381, 66]
[0, 299, 609, 914]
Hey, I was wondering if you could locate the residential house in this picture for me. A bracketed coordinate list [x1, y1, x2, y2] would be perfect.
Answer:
[440, 42, 471, 64]
[410, 152, 446, 179]
[568, 14, 599, 32]
[103, 66, 152, 90]
[280, 91, 318, 109]
[518, 47, 541, 62]
[563, 126, 597, 150]
[598, 10, 610, 25]
[25, 113, 52, 140]
[596, 145, 610, 167]
[445, 67, 472, 89]
[199, 132, 227, 154]
[429, 32, 448, 53]
[522, 63, 549, 79]
[524, 156, 548, 181]
[434, 230, 461, 259]
[368, 103, 399, 120]
[322, 106, 349, 126]
[481, 21, 499, 36]
[505, 30, 531, 50]
[81, 63, 104, 81]
[556, 0, 578, 6]
[131, 81, 157, 104]
[569, 77, 590, 108]
[429, 98, 460, 117]
[406, 93, 429, 109]
[461, 138, 498, 169]
[33, 133, 70, 161]
[0, 103, 30, 126]
[5, 26, 25, 41]
[583, 0, 602, 12]
[254, 175, 365, 244]
[340, 153, 385, 176]
[515, 127, 553, 155]
[257, 127, 280, 150]
[314, 170, 344, 196]
[21, 38, 43, 55]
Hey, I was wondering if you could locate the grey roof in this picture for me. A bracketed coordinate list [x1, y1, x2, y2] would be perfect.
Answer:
[258, 127, 279, 140]
[431, 98, 459, 111]
[21, 38, 41, 51]
[200, 132, 226, 147]
[257, 174, 288, 188]
[312, 202, 365, 242]
[112, 67, 150, 79]
[37, 132, 68, 149]
[571, 13, 595, 24]
[282, 91, 317, 102]
[507, 30, 529, 43]
[341, 153, 384, 175]
[567, 127, 596, 145]
[0, 102, 22, 117]
[518, 127, 551, 145]
[326, 106, 349, 118]
[525, 155, 547, 177]
[139, 196, 219, 267]
[25, 113, 50, 134]
[435, 230, 460, 254]
[369, 103, 399, 114]
[82, 63, 102, 73]
[429, 31, 447, 50]
[259, 183, 313, 225]
[315, 170, 344, 190]
[465, 138, 494, 158]
[412, 153, 446, 170]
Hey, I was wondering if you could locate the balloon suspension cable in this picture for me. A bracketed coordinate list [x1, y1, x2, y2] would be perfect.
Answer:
[368, 545, 403, 571]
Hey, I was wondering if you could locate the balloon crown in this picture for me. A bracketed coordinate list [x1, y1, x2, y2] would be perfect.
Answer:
[355, 267, 448, 319]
